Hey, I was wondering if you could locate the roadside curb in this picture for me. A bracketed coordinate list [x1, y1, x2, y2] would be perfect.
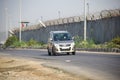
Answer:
[2, 47, 120, 53]
[76, 48, 120, 53]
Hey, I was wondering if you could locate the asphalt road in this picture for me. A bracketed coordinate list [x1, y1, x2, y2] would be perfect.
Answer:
[0, 49, 120, 80]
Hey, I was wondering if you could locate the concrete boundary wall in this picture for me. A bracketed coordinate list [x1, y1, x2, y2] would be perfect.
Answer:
[14, 9, 120, 43]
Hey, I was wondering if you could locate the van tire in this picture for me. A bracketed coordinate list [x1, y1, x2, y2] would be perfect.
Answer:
[48, 49, 51, 56]
[52, 48, 56, 56]
[67, 53, 70, 55]
[72, 52, 75, 55]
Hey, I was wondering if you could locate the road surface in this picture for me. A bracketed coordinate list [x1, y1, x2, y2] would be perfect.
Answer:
[0, 49, 120, 80]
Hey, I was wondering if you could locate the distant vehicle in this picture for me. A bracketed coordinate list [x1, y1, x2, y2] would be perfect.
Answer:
[47, 31, 76, 56]
[0, 41, 5, 48]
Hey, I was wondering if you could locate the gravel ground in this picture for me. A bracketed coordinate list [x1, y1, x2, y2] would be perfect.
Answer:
[0, 54, 90, 80]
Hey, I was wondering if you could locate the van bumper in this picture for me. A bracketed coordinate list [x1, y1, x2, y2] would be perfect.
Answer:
[53, 46, 76, 53]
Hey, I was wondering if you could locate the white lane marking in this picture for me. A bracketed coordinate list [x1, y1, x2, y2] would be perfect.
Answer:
[65, 60, 71, 62]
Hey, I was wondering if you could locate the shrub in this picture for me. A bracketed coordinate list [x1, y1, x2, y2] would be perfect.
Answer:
[78, 39, 96, 48]
[74, 36, 82, 47]
[4, 36, 18, 47]
[107, 37, 120, 49]
[111, 37, 120, 45]
[27, 38, 38, 46]
[74, 36, 96, 48]
[4, 36, 46, 48]
[12, 41, 27, 48]
[26, 39, 45, 48]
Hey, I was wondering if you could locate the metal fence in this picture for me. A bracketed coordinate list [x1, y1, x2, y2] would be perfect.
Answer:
[14, 9, 120, 43]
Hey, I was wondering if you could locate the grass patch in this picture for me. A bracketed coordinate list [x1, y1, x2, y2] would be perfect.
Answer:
[3, 35, 120, 49]
[74, 36, 120, 49]
[4, 36, 46, 48]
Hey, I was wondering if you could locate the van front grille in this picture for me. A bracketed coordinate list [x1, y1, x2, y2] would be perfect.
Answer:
[60, 48, 71, 51]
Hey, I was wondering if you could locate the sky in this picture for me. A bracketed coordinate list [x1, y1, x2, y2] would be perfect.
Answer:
[0, 0, 120, 32]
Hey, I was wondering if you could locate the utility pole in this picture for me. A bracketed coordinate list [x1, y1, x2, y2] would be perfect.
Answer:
[58, 11, 61, 19]
[84, 0, 87, 41]
[5, 8, 8, 40]
[41, 16, 43, 21]
[87, 3, 89, 15]
[19, 0, 22, 42]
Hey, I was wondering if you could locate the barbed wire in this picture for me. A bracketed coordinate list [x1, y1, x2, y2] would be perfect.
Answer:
[14, 9, 120, 32]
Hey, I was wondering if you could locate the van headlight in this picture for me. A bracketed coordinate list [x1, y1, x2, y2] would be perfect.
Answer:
[71, 42, 75, 50]
[53, 43, 59, 51]
[54, 43, 59, 48]
[71, 42, 75, 47]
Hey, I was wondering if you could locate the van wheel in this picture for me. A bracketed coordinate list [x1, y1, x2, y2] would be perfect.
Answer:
[52, 51, 56, 56]
[48, 51, 51, 56]
[67, 53, 70, 55]
[52, 48, 56, 56]
[48, 49, 51, 56]
[72, 52, 75, 55]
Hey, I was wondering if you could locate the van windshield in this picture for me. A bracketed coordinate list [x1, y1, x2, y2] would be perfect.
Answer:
[53, 33, 72, 41]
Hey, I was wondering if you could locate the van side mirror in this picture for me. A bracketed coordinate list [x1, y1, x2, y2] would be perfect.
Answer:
[50, 38, 53, 41]
[72, 37, 74, 40]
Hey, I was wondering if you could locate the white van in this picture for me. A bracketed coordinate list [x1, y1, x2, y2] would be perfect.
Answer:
[47, 31, 76, 56]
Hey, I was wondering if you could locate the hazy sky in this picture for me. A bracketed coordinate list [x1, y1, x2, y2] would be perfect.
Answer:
[0, 0, 120, 31]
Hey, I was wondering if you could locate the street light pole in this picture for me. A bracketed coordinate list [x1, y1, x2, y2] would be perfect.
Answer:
[58, 11, 61, 19]
[19, 0, 21, 42]
[5, 8, 8, 40]
[87, 3, 89, 15]
[84, 0, 87, 41]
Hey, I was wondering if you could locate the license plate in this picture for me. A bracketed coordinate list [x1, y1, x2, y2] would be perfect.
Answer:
[61, 47, 69, 49]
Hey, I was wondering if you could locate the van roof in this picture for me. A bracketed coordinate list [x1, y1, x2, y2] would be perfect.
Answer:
[50, 31, 68, 34]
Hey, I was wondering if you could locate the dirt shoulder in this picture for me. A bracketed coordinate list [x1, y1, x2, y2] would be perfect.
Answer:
[0, 54, 90, 80]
